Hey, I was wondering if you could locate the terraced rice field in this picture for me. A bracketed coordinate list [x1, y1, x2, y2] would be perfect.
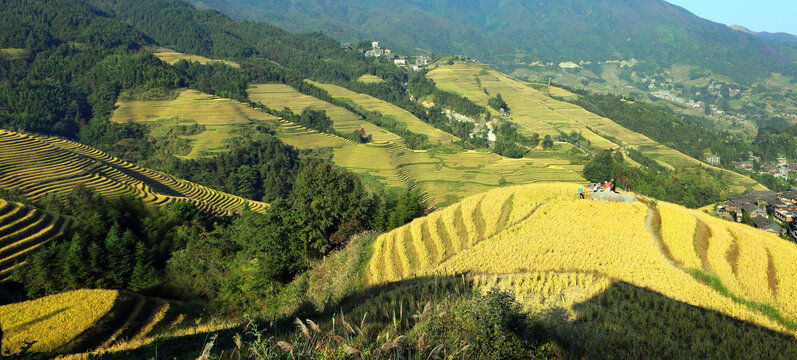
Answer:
[0, 199, 76, 282]
[268, 115, 583, 206]
[248, 83, 583, 206]
[0, 130, 267, 216]
[357, 74, 384, 83]
[247, 84, 402, 143]
[427, 63, 763, 193]
[111, 89, 278, 158]
[367, 183, 797, 335]
[150, 47, 239, 68]
[0, 289, 208, 357]
[307, 80, 459, 145]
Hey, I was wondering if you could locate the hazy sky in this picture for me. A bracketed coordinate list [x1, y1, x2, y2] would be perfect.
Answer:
[666, 0, 797, 34]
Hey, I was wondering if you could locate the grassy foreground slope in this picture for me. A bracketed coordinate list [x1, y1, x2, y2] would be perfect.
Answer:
[111, 89, 279, 159]
[368, 183, 797, 335]
[427, 63, 764, 192]
[0, 199, 76, 282]
[0, 130, 267, 216]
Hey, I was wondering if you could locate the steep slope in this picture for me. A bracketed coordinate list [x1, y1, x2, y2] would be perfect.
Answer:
[247, 83, 584, 206]
[187, 0, 797, 84]
[367, 183, 797, 336]
[426, 62, 764, 194]
[0, 130, 268, 216]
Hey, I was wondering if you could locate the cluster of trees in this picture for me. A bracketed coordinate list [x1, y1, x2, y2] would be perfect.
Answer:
[567, 91, 796, 192]
[153, 134, 301, 202]
[493, 122, 534, 158]
[583, 149, 728, 207]
[12, 159, 426, 312]
[488, 93, 509, 112]
[569, 91, 797, 164]
[165, 162, 427, 312]
[14, 186, 201, 298]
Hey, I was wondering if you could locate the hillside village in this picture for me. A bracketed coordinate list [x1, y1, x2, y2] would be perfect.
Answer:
[728, 155, 796, 181]
[718, 189, 797, 240]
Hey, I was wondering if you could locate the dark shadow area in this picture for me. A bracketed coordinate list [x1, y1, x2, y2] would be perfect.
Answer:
[54, 292, 141, 356]
[550, 281, 797, 360]
[7, 307, 70, 333]
[16, 277, 797, 359]
[0, 282, 26, 306]
[95, 162, 183, 197]
[83, 275, 479, 359]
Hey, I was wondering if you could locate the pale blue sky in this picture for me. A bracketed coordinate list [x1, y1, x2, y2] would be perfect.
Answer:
[666, 0, 796, 34]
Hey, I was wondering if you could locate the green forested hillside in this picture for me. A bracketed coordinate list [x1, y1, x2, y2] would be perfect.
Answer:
[186, 0, 797, 85]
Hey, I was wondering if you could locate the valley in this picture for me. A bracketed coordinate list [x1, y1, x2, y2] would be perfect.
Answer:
[0, 0, 796, 358]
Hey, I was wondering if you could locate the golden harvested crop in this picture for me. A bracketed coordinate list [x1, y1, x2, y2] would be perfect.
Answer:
[0, 129, 267, 216]
[0, 289, 118, 355]
[366, 183, 797, 335]
[658, 202, 701, 269]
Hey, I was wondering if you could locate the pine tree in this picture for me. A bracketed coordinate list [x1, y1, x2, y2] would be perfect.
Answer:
[87, 241, 106, 288]
[61, 233, 87, 289]
[130, 242, 161, 292]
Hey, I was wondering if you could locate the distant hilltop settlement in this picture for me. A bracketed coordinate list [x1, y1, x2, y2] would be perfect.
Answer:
[716, 189, 797, 241]
[341, 41, 475, 71]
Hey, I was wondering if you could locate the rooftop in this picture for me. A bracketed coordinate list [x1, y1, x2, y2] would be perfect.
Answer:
[753, 216, 772, 228]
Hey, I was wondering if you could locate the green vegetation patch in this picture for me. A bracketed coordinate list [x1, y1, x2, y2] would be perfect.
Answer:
[0, 48, 29, 60]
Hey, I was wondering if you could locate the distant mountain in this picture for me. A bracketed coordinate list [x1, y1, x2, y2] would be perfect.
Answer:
[185, 0, 797, 85]
[730, 25, 797, 45]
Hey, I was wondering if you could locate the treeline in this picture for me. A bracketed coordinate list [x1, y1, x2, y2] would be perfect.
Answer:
[584, 149, 729, 208]
[566, 91, 797, 164]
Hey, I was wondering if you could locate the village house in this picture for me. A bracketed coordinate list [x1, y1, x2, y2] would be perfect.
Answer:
[706, 155, 721, 166]
[732, 161, 753, 171]
[790, 221, 797, 241]
[416, 55, 431, 66]
[740, 203, 766, 219]
[723, 197, 753, 213]
[753, 216, 782, 236]
[773, 210, 795, 223]
[393, 58, 407, 66]
[365, 48, 384, 57]
[779, 190, 797, 204]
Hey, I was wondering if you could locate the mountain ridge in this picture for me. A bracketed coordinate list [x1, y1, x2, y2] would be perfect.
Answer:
[730, 25, 797, 45]
[185, 0, 797, 85]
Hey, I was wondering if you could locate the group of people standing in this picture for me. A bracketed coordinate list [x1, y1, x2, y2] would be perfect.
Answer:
[578, 179, 616, 199]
